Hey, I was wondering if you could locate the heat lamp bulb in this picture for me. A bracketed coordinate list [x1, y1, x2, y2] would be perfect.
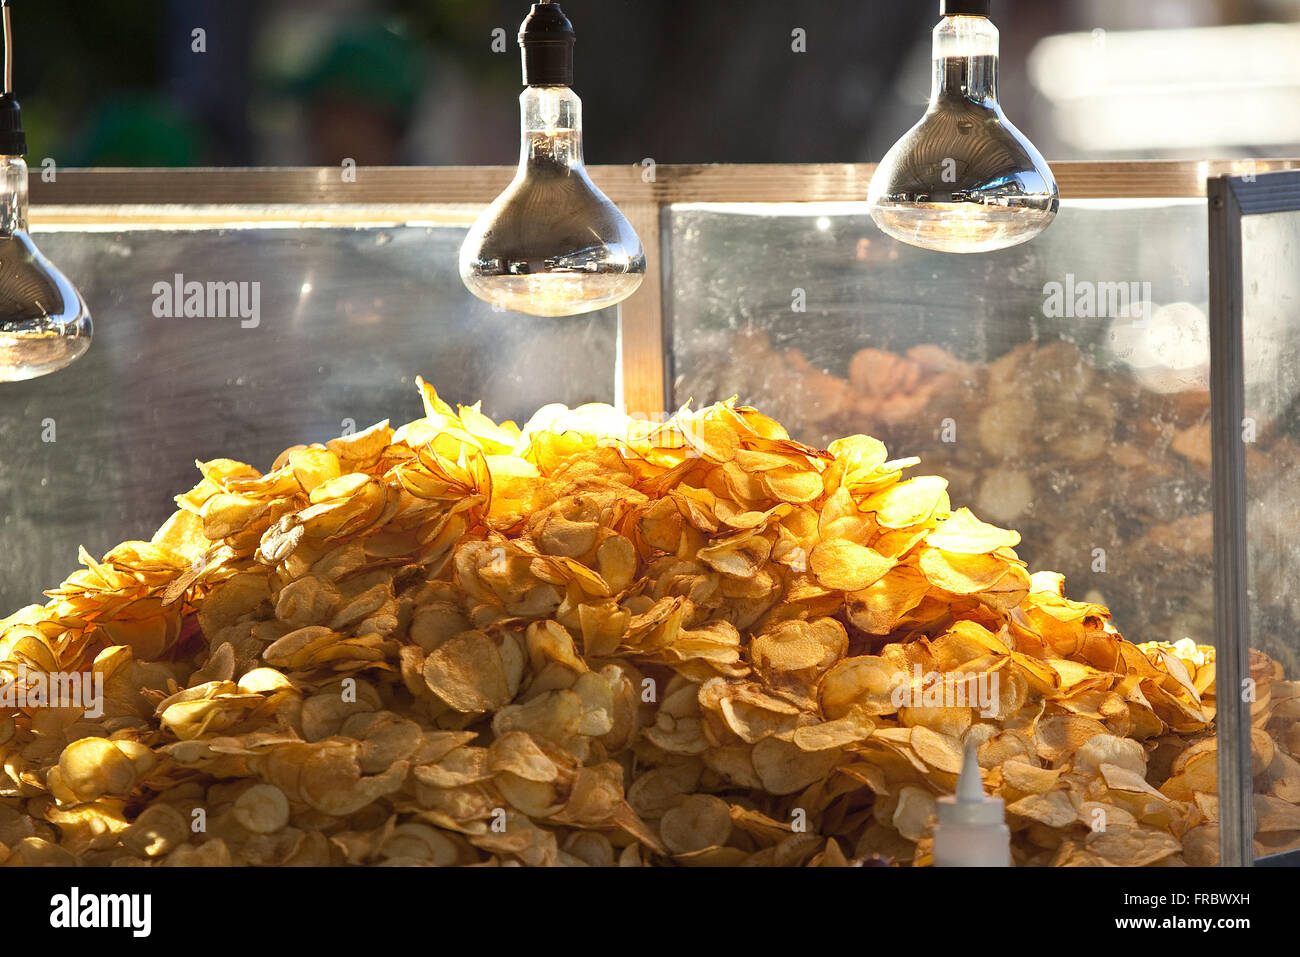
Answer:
[0, 2, 91, 382]
[459, 1, 645, 318]
[867, 0, 1058, 254]
[0, 153, 91, 381]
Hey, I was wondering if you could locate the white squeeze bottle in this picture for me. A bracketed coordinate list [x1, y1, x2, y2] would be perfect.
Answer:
[933, 740, 1011, 867]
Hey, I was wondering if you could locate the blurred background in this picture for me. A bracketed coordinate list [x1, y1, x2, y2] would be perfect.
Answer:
[14, 0, 1300, 168]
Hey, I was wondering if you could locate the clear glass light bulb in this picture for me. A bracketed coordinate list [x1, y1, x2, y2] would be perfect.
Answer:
[459, 84, 645, 317]
[0, 155, 92, 380]
[868, 11, 1058, 254]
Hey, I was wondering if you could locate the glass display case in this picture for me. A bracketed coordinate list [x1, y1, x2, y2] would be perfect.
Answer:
[1210, 168, 1300, 867]
[2, 186, 620, 613]
[2, 160, 1298, 867]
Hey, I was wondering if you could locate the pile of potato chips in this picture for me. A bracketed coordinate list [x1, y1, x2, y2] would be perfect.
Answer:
[2, 380, 1299, 866]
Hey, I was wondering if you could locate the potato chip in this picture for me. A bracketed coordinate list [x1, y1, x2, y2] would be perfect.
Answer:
[863, 477, 949, 530]
[926, 507, 1021, 553]
[488, 731, 560, 783]
[809, 539, 895, 592]
[232, 784, 290, 834]
[752, 736, 841, 796]
[917, 546, 1012, 595]
[909, 726, 964, 774]
[659, 794, 733, 854]
[423, 632, 510, 713]
[1007, 790, 1076, 828]
[54, 738, 141, 803]
[710, 686, 800, 744]
[892, 786, 937, 841]
[751, 618, 846, 683]
[792, 716, 873, 756]
[845, 565, 931, 636]
[1086, 826, 1181, 867]
[820, 656, 900, 718]
[1001, 760, 1063, 796]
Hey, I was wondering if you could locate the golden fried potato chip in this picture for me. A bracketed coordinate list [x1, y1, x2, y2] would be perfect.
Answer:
[423, 631, 510, 713]
[892, 786, 937, 842]
[752, 736, 841, 795]
[660, 794, 733, 854]
[925, 507, 1021, 554]
[846, 565, 931, 635]
[820, 656, 900, 718]
[791, 712, 876, 751]
[917, 547, 1011, 594]
[232, 784, 290, 834]
[751, 618, 846, 683]
[863, 476, 949, 529]
[809, 539, 895, 592]
[488, 731, 560, 783]
[1007, 791, 1077, 828]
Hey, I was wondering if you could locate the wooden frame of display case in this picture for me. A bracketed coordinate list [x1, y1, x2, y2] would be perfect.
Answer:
[29, 159, 1300, 867]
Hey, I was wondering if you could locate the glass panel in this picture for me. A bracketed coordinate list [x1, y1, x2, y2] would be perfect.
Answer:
[668, 198, 1229, 865]
[0, 213, 618, 612]
[1240, 208, 1300, 862]
[669, 200, 1210, 650]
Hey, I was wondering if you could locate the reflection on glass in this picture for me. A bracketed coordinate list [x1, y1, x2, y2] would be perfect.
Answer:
[0, 217, 618, 613]
[1240, 209, 1300, 862]
[668, 200, 1211, 651]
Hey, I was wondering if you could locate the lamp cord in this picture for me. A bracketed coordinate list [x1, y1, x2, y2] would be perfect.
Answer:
[2, 1, 11, 97]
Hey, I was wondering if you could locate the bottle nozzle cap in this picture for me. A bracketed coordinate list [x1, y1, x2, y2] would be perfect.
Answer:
[937, 740, 1006, 827]
[955, 739, 984, 801]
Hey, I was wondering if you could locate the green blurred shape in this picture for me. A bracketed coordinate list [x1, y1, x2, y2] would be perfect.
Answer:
[296, 21, 426, 122]
[64, 94, 206, 167]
